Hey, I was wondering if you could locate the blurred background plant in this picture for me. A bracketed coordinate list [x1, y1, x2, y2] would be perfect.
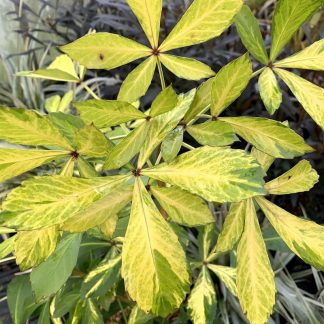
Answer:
[0, 0, 323, 322]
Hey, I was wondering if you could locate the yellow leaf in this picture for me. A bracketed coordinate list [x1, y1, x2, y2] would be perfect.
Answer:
[0, 148, 69, 183]
[237, 199, 276, 324]
[251, 148, 275, 173]
[150, 186, 214, 227]
[14, 226, 59, 270]
[127, 0, 162, 48]
[274, 39, 324, 71]
[159, 54, 215, 80]
[258, 67, 282, 115]
[150, 85, 178, 118]
[142, 146, 265, 203]
[122, 178, 190, 316]
[159, 0, 243, 52]
[274, 68, 324, 129]
[211, 54, 252, 116]
[265, 160, 319, 195]
[207, 264, 237, 296]
[270, 0, 323, 60]
[255, 197, 324, 271]
[118, 56, 157, 103]
[187, 267, 216, 324]
[61, 32, 151, 70]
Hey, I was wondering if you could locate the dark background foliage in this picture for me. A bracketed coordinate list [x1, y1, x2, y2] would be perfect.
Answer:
[0, 0, 323, 322]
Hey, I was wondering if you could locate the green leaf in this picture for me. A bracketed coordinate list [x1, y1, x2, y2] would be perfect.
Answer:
[237, 199, 276, 324]
[74, 124, 112, 157]
[82, 299, 104, 324]
[251, 147, 275, 172]
[183, 78, 213, 123]
[77, 157, 98, 178]
[214, 201, 246, 254]
[263, 226, 290, 253]
[127, 0, 162, 48]
[17, 55, 80, 82]
[61, 32, 151, 69]
[142, 147, 265, 203]
[161, 126, 184, 162]
[45, 95, 61, 113]
[7, 275, 40, 324]
[62, 187, 132, 232]
[14, 226, 59, 270]
[0, 107, 73, 149]
[118, 56, 157, 103]
[150, 85, 178, 117]
[38, 302, 51, 324]
[3, 175, 130, 230]
[159, 0, 243, 51]
[74, 100, 146, 128]
[150, 186, 214, 227]
[48, 112, 85, 145]
[221, 117, 314, 158]
[122, 178, 190, 316]
[265, 160, 319, 195]
[258, 67, 282, 115]
[274, 68, 324, 129]
[81, 251, 121, 299]
[255, 197, 324, 271]
[207, 265, 237, 296]
[59, 90, 74, 112]
[104, 121, 149, 170]
[138, 90, 195, 167]
[52, 290, 80, 318]
[0, 148, 69, 183]
[270, 0, 323, 60]
[187, 267, 216, 324]
[234, 5, 268, 64]
[211, 54, 252, 117]
[187, 121, 237, 147]
[274, 39, 324, 71]
[30, 234, 82, 300]
[0, 235, 15, 259]
[159, 54, 215, 80]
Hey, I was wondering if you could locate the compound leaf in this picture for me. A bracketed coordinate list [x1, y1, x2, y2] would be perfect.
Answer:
[14, 226, 59, 271]
[258, 67, 282, 115]
[235, 5, 268, 64]
[274, 68, 324, 129]
[274, 39, 324, 71]
[270, 0, 323, 60]
[30, 234, 82, 300]
[237, 199, 276, 324]
[118, 56, 157, 103]
[159, 0, 243, 51]
[265, 160, 319, 195]
[142, 146, 265, 203]
[0, 107, 73, 149]
[187, 267, 216, 324]
[0, 148, 69, 183]
[122, 178, 190, 316]
[127, 0, 162, 48]
[2, 175, 130, 230]
[255, 197, 324, 271]
[211, 54, 252, 117]
[221, 117, 314, 158]
[61, 32, 151, 69]
[159, 54, 215, 80]
[150, 186, 214, 227]
[74, 100, 146, 128]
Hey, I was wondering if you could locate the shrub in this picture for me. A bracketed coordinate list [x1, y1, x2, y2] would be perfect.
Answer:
[0, 0, 323, 323]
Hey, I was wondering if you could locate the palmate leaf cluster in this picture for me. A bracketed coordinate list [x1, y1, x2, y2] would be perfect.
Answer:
[0, 0, 323, 323]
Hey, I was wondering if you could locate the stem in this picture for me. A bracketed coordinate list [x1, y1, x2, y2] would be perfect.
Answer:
[81, 82, 100, 100]
[0, 296, 7, 303]
[182, 142, 195, 151]
[80, 242, 111, 248]
[251, 67, 266, 78]
[117, 299, 128, 324]
[0, 256, 15, 263]
[157, 58, 166, 90]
